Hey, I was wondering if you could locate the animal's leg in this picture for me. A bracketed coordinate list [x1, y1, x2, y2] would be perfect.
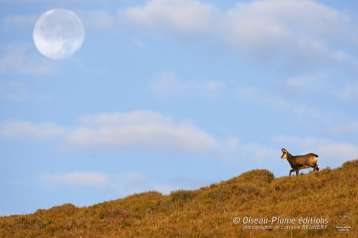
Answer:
[295, 170, 299, 176]
[289, 169, 294, 176]
[311, 164, 318, 172]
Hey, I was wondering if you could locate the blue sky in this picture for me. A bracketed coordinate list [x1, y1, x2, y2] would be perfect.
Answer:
[1, 0, 358, 215]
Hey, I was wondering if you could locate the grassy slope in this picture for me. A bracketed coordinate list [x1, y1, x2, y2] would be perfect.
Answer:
[0, 160, 357, 238]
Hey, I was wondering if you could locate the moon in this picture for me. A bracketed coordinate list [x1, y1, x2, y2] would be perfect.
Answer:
[33, 9, 85, 60]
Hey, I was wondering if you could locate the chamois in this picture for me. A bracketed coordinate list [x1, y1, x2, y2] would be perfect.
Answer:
[281, 148, 319, 176]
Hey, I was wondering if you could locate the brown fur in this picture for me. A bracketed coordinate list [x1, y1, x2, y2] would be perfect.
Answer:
[281, 148, 319, 176]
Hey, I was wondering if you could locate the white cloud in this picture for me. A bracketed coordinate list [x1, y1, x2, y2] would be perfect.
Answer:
[120, 0, 357, 67]
[122, 0, 218, 34]
[66, 111, 218, 153]
[150, 72, 225, 97]
[226, 0, 358, 66]
[2, 111, 356, 167]
[78, 10, 118, 29]
[0, 111, 279, 164]
[45, 171, 109, 187]
[0, 111, 217, 153]
[0, 120, 65, 139]
[224, 0, 347, 50]
[0, 45, 55, 75]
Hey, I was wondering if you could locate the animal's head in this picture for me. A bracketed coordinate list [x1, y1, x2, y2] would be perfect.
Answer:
[281, 148, 289, 160]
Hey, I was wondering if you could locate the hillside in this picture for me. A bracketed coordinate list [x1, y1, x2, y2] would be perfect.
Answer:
[0, 160, 357, 238]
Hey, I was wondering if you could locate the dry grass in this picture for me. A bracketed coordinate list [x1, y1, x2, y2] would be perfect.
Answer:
[0, 160, 357, 237]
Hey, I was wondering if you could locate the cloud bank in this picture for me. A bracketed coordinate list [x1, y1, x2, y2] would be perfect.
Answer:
[0, 120, 65, 139]
[67, 111, 218, 152]
[122, 0, 218, 34]
[0, 46, 55, 75]
[121, 0, 357, 66]
[1, 110, 358, 165]
[0, 111, 217, 153]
